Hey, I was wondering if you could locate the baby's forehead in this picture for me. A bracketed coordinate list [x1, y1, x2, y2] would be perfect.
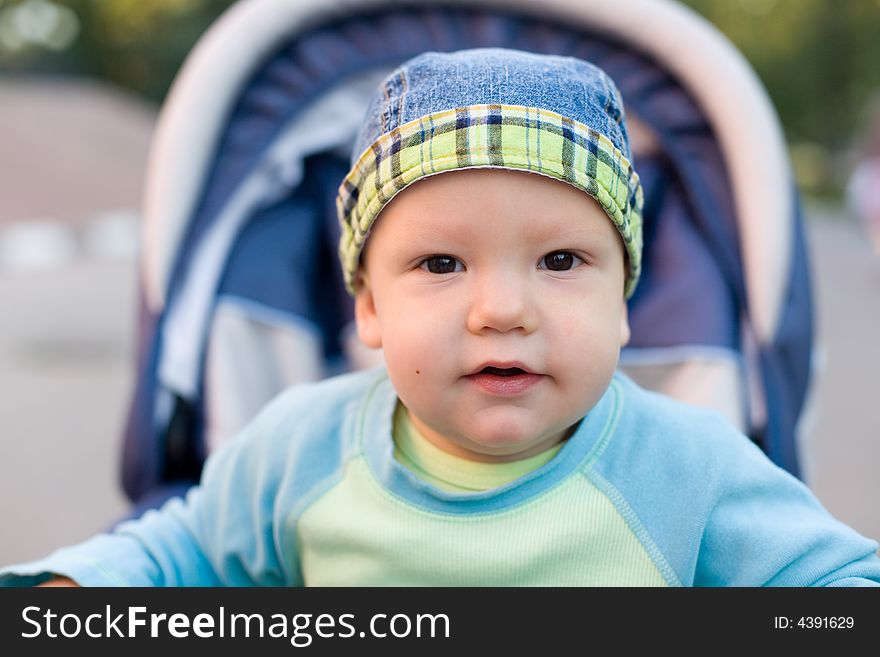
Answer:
[379, 168, 612, 241]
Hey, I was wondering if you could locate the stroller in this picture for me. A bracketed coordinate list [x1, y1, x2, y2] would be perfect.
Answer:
[121, 0, 813, 515]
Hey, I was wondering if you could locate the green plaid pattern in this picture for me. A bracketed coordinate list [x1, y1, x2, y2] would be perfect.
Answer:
[337, 104, 643, 298]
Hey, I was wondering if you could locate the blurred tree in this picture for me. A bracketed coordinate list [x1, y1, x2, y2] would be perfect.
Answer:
[0, 0, 235, 103]
[682, 0, 880, 152]
[71, 0, 237, 102]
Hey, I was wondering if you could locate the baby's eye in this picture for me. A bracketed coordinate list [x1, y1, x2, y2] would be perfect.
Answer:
[539, 251, 584, 271]
[420, 255, 463, 274]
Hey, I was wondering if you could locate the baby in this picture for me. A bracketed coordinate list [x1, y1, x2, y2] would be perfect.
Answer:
[4, 48, 879, 586]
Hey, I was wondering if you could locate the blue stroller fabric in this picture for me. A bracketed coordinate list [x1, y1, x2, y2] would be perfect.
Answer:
[121, 6, 812, 513]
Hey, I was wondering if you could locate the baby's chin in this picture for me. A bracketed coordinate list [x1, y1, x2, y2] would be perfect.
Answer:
[454, 418, 571, 461]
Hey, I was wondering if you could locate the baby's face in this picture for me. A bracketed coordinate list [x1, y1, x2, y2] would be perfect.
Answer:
[355, 169, 630, 462]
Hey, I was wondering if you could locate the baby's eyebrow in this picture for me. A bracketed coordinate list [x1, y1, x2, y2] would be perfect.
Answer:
[526, 222, 606, 243]
[402, 223, 469, 244]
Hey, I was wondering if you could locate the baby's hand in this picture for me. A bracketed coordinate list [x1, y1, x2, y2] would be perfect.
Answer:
[36, 576, 79, 587]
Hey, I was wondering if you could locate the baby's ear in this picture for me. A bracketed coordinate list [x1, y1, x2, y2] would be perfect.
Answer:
[354, 270, 383, 349]
[619, 302, 631, 348]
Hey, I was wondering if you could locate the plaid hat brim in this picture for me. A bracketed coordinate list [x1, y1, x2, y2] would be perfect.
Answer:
[337, 104, 643, 298]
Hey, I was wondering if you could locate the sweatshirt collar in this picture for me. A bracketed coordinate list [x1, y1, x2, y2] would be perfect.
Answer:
[359, 368, 622, 514]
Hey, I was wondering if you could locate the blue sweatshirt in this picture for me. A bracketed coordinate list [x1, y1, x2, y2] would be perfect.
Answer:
[3, 368, 879, 586]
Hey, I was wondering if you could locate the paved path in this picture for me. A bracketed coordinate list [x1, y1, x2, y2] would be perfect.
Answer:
[800, 207, 880, 542]
[0, 207, 878, 567]
[0, 259, 135, 565]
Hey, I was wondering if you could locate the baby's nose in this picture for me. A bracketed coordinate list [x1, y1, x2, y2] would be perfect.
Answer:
[465, 270, 537, 335]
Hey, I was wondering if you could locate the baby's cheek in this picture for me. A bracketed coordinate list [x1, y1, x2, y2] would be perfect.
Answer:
[553, 313, 589, 346]
[385, 324, 444, 375]
[551, 319, 617, 378]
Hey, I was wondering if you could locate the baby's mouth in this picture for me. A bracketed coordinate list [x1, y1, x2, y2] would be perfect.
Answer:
[479, 366, 528, 377]
[466, 363, 544, 396]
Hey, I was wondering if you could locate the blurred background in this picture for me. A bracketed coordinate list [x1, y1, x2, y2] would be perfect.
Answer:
[1, 0, 879, 566]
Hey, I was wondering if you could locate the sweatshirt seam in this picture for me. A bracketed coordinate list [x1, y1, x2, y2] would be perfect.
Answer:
[283, 469, 349, 586]
[582, 468, 682, 587]
[283, 372, 387, 584]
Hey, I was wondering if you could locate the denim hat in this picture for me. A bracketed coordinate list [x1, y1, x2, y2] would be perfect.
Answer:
[337, 48, 643, 298]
